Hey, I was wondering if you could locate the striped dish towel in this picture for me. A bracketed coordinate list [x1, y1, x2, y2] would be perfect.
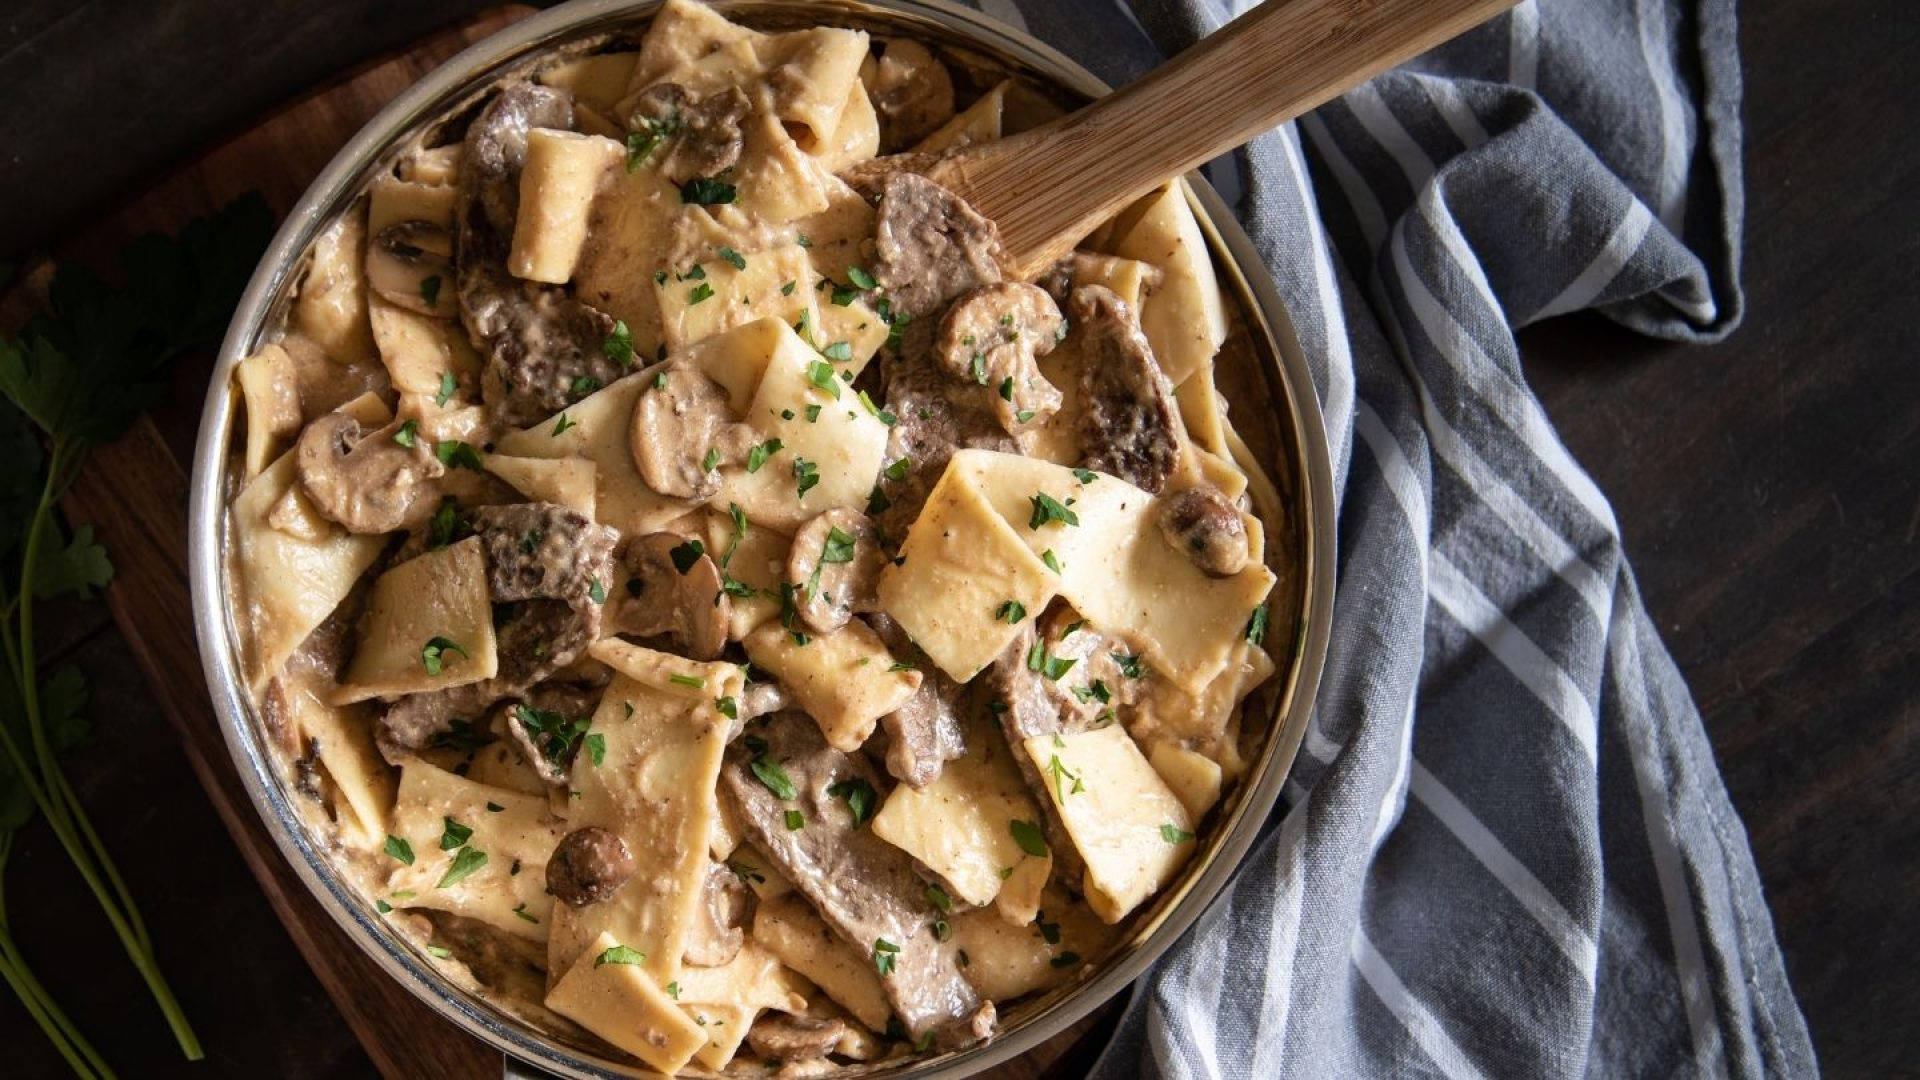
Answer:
[957, 0, 1819, 1075]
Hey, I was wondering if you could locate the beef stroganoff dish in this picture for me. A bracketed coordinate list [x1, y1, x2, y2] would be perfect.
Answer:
[223, 1, 1288, 1072]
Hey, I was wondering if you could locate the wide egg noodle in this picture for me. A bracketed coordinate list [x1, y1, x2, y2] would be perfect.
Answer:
[385, 761, 567, 940]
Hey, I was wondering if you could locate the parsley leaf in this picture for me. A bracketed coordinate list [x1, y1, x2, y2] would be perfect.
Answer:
[1160, 823, 1195, 844]
[793, 457, 820, 498]
[1028, 492, 1080, 529]
[436, 846, 488, 888]
[602, 320, 635, 367]
[670, 539, 706, 574]
[872, 938, 899, 976]
[439, 816, 472, 851]
[750, 755, 798, 800]
[434, 440, 483, 470]
[717, 246, 747, 270]
[805, 359, 843, 399]
[1244, 604, 1270, 645]
[384, 835, 415, 866]
[746, 438, 783, 472]
[680, 177, 737, 205]
[435, 370, 458, 407]
[995, 599, 1027, 623]
[595, 944, 647, 967]
[1009, 819, 1048, 857]
[827, 778, 877, 826]
[420, 636, 467, 676]
[846, 265, 878, 290]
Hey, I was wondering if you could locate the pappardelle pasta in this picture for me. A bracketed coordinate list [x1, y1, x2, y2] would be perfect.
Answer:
[225, 1, 1285, 1071]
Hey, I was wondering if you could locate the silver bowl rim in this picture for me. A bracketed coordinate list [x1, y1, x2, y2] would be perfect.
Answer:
[186, 0, 1337, 1075]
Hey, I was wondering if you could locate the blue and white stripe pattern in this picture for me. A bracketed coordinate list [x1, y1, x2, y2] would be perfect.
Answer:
[949, 0, 1816, 1074]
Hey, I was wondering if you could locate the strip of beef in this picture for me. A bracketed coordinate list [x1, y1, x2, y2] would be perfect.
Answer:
[984, 608, 1144, 885]
[1069, 284, 1180, 493]
[619, 82, 748, 184]
[870, 171, 1004, 320]
[377, 503, 614, 759]
[875, 348, 1020, 536]
[721, 715, 992, 1046]
[456, 82, 626, 427]
[497, 681, 604, 785]
[867, 612, 965, 788]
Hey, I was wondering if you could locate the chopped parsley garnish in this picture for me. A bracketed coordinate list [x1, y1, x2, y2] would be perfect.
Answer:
[420, 636, 466, 676]
[784, 809, 805, 831]
[584, 732, 606, 767]
[805, 359, 843, 399]
[588, 578, 606, 605]
[1160, 823, 1195, 844]
[485, 802, 504, 813]
[793, 457, 820, 498]
[512, 704, 591, 765]
[391, 419, 419, 448]
[1050, 952, 1082, 969]
[867, 484, 892, 515]
[687, 282, 715, 305]
[931, 918, 952, 942]
[679, 176, 737, 205]
[722, 574, 756, 598]
[750, 753, 798, 800]
[795, 233, 812, 248]
[668, 673, 706, 689]
[426, 945, 452, 959]
[887, 660, 917, 673]
[998, 377, 1014, 402]
[654, 371, 669, 390]
[701, 446, 720, 472]
[715, 695, 738, 719]
[883, 457, 911, 481]
[434, 440, 483, 470]
[427, 497, 463, 549]
[1041, 549, 1063, 574]
[969, 353, 987, 383]
[1046, 754, 1085, 800]
[826, 778, 877, 826]
[384, 835, 415, 866]
[601, 318, 635, 366]
[780, 279, 797, 296]
[1114, 652, 1145, 678]
[996, 600, 1027, 623]
[872, 938, 900, 976]
[1015, 409, 1036, 423]
[1024, 639, 1077, 681]
[571, 374, 602, 396]
[804, 403, 822, 423]
[512, 903, 538, 924]
[439, 817, 472, 851]
[376, 899, 392, 914]
[435, 370, 458, 407]
[846, 265, 878, 290]
[821, 340, 853, 363]
[625, 113, 680, 170]
[666, 539, 707, 574]
[821, 527, 857, 565]
[666, 981, 681, 1000]
[1009, 819, 1048, 857]
[1037, 913, 1062, 944]
[925, 883, 952, 913]
[1028, 493, 1080, 529]
[551, 412, 577, 437]
[746, 438, 783, 472]
[1244, 604, 1270, 646]
[436, 846, 488, 889]
[717, 245, 747, 270]
[1073, 467, 1098, 484]
[828, 282, 859, 306]
[595, 944, 647, 968]
[654, 269, 669, 285]
[420, 274, 442, 307]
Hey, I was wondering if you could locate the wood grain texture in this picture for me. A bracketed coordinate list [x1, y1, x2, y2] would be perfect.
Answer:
[944, 0, 1518, 278]
[12, 6, 1116, 1077]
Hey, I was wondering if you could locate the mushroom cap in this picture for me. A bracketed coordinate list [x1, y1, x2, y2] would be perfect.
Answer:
[612, 531, 731, 659]
[1156, 486, 1249, 577]
[934, 281, 1066, 436]
[630, 363, 756, 500]
[294, 412, 445, 535]
[546, 826, 635, 907]
[367, 221, 454, 316]
[865, 38, 957, 151]
[784, 508, 885, 636]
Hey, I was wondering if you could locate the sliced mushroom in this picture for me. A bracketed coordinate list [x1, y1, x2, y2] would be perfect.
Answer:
[683, 861, 753, 967]
[1070, 284, 1180, 494]
[872, 170, 1004, 319]
[619, 82, 749, 184]
[738, 680, 790, 725]
[1156, 487, 1249, 577]
[611, 531, 730, 659]
[935, 282, 1066, 435]
[783, 509, 885, 636]
[863, 39, 956, 151]
[630, 362, 759, 500]
[746, 1013, 864, 1064]
[456, 82, 628, 427]
[546, 826, 636, 907]
[367, 221, 454, 315]
[1039, 250, 1165, 307]
[294, 413, 445, 534]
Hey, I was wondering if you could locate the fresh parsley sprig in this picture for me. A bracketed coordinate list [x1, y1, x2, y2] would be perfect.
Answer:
[0, 194, 269, 1073]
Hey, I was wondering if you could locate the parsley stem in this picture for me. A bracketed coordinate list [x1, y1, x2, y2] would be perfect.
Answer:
[0, 835, 114, 1078]
[6, 440, 201, 1060]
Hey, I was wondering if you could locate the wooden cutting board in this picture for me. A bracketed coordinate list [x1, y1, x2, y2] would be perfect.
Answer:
[33, 7, 1115, 1077]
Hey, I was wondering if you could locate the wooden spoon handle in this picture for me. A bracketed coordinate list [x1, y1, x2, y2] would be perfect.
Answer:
[941, 0, 1519, 278]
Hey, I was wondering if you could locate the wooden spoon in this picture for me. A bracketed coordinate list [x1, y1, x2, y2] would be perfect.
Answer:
[924, 0, 1520, 280]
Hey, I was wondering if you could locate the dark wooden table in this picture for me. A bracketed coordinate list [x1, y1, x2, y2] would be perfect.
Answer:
[3, 0, 1914, 1076]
